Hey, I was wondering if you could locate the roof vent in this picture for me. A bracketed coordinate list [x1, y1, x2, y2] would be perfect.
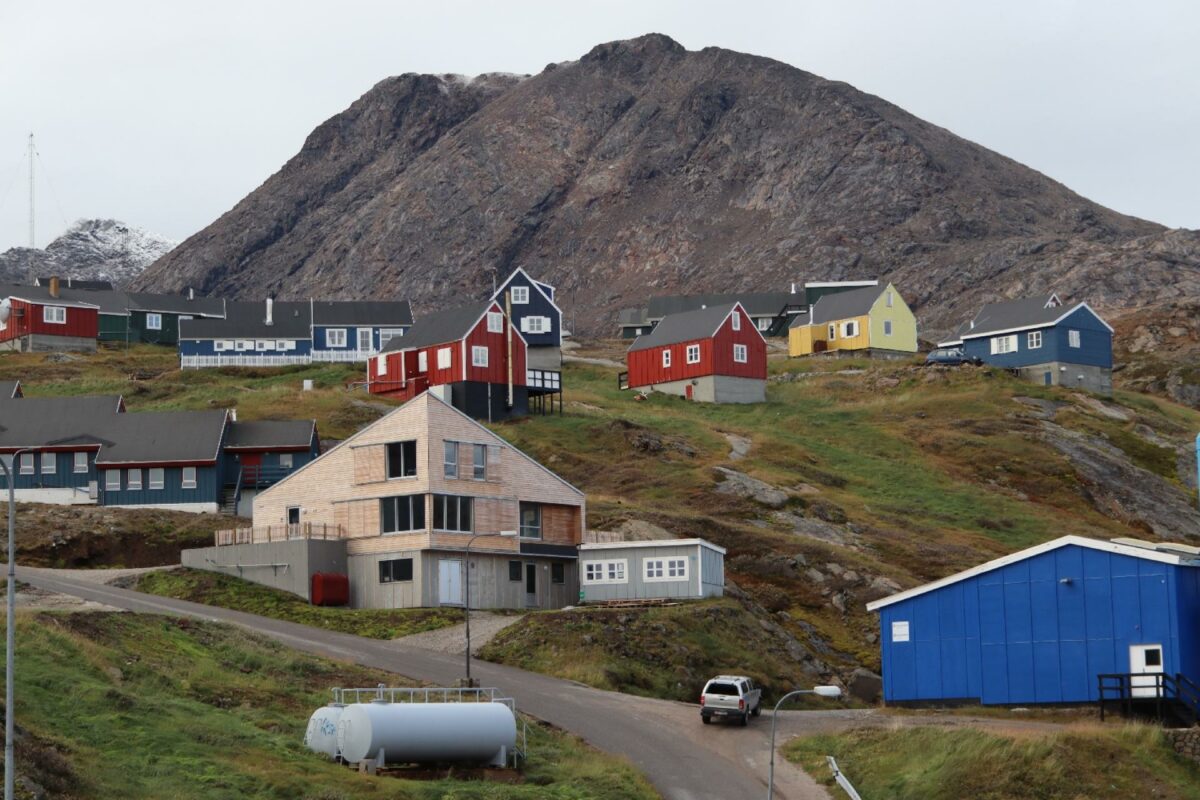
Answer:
[265, 297, 274, 326]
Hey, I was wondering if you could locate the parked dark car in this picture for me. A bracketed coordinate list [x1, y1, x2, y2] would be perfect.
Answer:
[925, 347, 981, 366]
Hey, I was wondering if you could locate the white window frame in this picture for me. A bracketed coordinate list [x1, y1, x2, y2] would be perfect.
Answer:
[645, 559, 664, 580]
[667, 557, 687, 579]
[990, 334, 1018, 355]
[731, 312, 741, 331]
[326, 328, 347, 348]
[887, 291, 895, 308]
[255, 340, 271, 352]
[127, 468, 142, 490]
[43, 305, 67, 324]
[436, 347, 452, 370]
[279, 453, 293, 470]
[884, 320, 893, 336]
[487, 312, 503, 333]
[1069, 329, 1081, 348]
[521, 315, 548, 334]
[181, 466, 197, 490]
[276, 340, 290, 351]
[379, 328, 405, 347]
[891, 620, 910, 643]
[18, 454, 33, 475]
[41, 453, 55, 474]
[471, 346, 489, 367]
[214, 340, 230, 352]
[357, 328, 373, 352]
[733, 344, 748, 363]
[662, 349, 672, 368]
[757, 317, 771, 332]
[236, 340, 253, 352]
[510, 286, 529, 304]
[105, 470, 121, 491]
[686, 344, 701, 364]
[148, 468, 165, 490]
[418, 350, 428, 372]
[376, 354, 388, 375]
[1028, 330, 1043, 349]
[841, 320, 859, 338]
[146, 313, 163, 331]
[827, 324, 837, 340]
[73, 452, 88, 474]
[582, 559, 628, 585]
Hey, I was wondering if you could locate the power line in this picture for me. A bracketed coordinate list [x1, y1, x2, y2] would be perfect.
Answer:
[33, 143, 71, 235]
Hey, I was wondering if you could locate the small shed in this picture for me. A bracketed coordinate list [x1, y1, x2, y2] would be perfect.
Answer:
[579, 538, 726, 603]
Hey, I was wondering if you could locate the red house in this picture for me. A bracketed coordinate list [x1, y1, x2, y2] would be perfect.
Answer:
[367, 300, 529, 421]
[0, 279, 99, 353]
[625, 302, 767, 403]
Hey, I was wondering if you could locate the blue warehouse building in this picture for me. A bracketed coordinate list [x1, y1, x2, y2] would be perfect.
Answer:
[868, 536, 1200, 711]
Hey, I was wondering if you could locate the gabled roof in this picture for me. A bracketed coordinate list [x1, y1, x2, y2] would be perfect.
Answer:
[179, 300, 312, 340]
[310, 300, 413, 327]
[866, 535, 1200, 612]
[580, 538, 727, 554]
[647, 291, 797, 320]
[493, 267, 561, 315]
[628, 303, 742, 352]
[381, 301, 492, 353]
[957, 294, 1113, 340]
[0, 283, 107, 311]
[0, 381, 19, 399]
[35, 277, 113, 291]
[800, 284, 886, 326]
[125, 291, 226, 318]
[0, 395, 127, 450]
[93, 410, 229, 465]
[225, 419, 316, 449]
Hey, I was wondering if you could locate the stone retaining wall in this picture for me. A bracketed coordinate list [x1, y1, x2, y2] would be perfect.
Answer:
[1167, 729, 1200, 764]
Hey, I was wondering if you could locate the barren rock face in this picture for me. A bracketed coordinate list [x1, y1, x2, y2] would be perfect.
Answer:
[134, 34, 1200, 336]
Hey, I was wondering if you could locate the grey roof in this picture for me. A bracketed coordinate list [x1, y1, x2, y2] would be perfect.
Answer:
[0, 381, 19, 399]
[628, 303, 738, 352]
[225, 419, 316, 449]
[179, 300, 312, 339]
[35, 277, 114, 291]
[94, 410, 229, 464]
[0, 283, 130, 314]
[646, 292, 798, 320]
[958, 294, 1072, 339]
[381, 302, 490, 353]
[0, 395, 126, 449]
[125, 291, 226, 318]
[311, 300, 413, 326]
[618, 307, 649, 327]
[801, 285, 885, 326]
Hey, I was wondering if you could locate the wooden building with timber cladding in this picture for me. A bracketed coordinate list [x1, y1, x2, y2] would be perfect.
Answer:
[246, 391, 585, 610]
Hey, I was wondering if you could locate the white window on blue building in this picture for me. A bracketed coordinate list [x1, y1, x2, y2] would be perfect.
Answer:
[127, 469, 142, 490]
[891, 620, 910, 642]
[41, 454, 55, 474]
[146, 313, 162, 330]
[181, 467, 197, 489]
[1068, 329, 1081, 348]
[1028, 331, 1042, 349]
[357, 328, 372, 352]
[149, 468, 165, 490]
[380, 328, 405, 347]
[73, 452, 88, 473]
[327, 328, 347, 348]
[991, 334, 1018, 355]
[105, 470, 121, 491]
[510, 286, 529, 304]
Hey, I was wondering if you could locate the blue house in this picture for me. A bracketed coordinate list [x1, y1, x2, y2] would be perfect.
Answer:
[941, 294, 1113, 395]
[868, 536, 1200, 713]
[492, 268, 563, 412]
[310, 300, 413, 362]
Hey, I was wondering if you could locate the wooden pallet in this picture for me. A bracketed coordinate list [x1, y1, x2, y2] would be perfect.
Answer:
[585, 598, 681, 609]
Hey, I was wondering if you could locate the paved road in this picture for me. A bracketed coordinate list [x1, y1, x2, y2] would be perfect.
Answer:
[17, 566, 833, 800]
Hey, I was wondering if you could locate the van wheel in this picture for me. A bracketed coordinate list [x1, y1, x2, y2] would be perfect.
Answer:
[701, 715, 711, 725]
[740, 712, 749, 727]
[751, 704, 761, 717]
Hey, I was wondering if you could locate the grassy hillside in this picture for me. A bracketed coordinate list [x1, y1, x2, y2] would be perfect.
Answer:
[785, 725, 1200, 800]
[122, 567, 462, 638]
[3, 610, 658, 800]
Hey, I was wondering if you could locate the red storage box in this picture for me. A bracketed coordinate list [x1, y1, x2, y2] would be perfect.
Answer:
[311, 572, 349, 606]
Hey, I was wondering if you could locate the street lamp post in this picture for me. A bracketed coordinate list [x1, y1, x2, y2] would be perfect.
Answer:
[0, 449, 31, 800]
[766, 685, 842, 800]
[463, 530, 518, 686]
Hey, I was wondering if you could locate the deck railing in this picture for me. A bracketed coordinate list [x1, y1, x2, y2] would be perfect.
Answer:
[181, 354, 311, 369]
[1098, 672, 1200, 726]
[214, 522, 346, 547]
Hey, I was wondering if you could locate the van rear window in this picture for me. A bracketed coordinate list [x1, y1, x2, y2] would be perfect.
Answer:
[705, 682, 740, 696]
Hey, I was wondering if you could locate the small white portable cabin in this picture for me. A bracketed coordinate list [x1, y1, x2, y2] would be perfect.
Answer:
[578, 538, 725, 603]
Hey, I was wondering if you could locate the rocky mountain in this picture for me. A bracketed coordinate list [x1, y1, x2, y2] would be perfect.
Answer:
[133, 34, 1200, 336]
[0, 219, 176, 288]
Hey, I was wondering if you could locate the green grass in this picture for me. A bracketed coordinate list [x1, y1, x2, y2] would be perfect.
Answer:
[785, 725, 1200, 800]
[128, 568, 462, 639]
[5, 611, 658, 799]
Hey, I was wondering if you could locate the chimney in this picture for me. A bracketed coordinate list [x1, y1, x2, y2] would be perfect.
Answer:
[229, 408, 238, 422]
[265, 297, 274, 326]
[188, 287, 195, 301]
[790, 282, 797, 294]
[49, 276, 60, 298]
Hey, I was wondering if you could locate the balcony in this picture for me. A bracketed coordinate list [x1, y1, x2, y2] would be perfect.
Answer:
[214, 522, 346, 547]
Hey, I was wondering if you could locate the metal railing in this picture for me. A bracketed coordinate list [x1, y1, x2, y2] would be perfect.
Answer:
[239, 464, 293, 489]
[368, 375, 429, 398]
[1098, 672, 1200, 726]
[214, 522, 345, 546]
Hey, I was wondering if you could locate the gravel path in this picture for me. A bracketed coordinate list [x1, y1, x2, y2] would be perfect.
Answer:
[395, 611, 525, 654]
[19, 564, 174, 585]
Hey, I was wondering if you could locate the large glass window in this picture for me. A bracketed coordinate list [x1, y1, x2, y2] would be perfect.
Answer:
[105, 470, 121, 491]
[41, 453, 55, 474]
[378, 558, 413, 583]
[148, 468, 165, 490]
[181, 466, 197, 489]
[432, 494, 473, 532]
[519, 503, 542, 539]
[386, 440, 417, 478]
[127, 469, 142, 490]
[73, 452, 88, 473]
[18, 454, 33, 475]
[381, 495, 425, 533]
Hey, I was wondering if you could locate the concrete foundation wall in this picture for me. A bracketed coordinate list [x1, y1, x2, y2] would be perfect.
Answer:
[182, 539, 347, 601]
[0, 334, 97, 353]
[1016, 362, 1113, 396]
[11, 487, 95, 505]
[648, 375, 765, 404]
[526, 346, 563, 371]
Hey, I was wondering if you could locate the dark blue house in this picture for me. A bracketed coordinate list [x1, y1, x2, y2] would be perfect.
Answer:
[492, 268, 563, 412]
[941, 293, 1114, 395]
[868, 536, 1200, 711]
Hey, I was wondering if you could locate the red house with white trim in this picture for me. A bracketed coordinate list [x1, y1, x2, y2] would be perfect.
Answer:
[367, 300, 529, 421]
[0, 280, 99, 353]
[625, 302, 767, 403]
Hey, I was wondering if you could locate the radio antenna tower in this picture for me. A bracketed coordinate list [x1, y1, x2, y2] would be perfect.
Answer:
[27, 133, 35, 249]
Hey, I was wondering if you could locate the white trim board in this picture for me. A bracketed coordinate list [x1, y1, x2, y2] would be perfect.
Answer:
[866, 535, 1200, 612]
[580, 537, 727, 555]
[959, 302, 1114, 341]
[492, 267, 563, 316]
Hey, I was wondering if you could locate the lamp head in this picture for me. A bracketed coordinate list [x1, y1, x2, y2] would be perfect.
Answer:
[812, 685, 842, 698]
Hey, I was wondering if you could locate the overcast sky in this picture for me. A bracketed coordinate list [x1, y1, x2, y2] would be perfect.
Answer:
[1, 0, 1196, 252]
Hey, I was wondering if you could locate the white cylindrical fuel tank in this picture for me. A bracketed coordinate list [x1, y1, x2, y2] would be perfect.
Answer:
[303, 704, 345, 758]
[337, 701, 517, 767]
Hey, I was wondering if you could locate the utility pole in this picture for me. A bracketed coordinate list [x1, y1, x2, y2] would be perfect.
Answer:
[27, 134, 34, 249]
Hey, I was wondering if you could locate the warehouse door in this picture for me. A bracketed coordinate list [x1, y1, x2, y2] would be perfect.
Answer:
[1130, 644, 1165, 698]
[439, 559, 463, 606]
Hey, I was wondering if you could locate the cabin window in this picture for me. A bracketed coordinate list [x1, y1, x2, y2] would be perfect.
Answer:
[521, 316, 549, 334]
[887, 291, 894, 308]
[386, 440, 417, 479]
[357, 328, 372, 352]
[511, 286, 529, 304]
[582, 560, 628, 585]
[1027, 331, 1043, 349]
[757, 318, 771, 331]
[519, 503, 542, 539]
[509, 560, 523, 581]
[146, 313, 162, 331]
[841, 321, 859, 338]
[181, 467, 197, 489]
[487, 312, 504, 333]
[990, 334, 1018, 355]
[73, 452, 88, 473]
[43, 306, 66, 324]
[1068, 329, 1081, 348]
[436, 347, 452, 370]
[443, 441, 459, 479]
[551, 563, 565, 584]
[380, 329, 404, 347]
[41, 453, 55, 474]
[127, 469, 142, 490]
[891, 620, 910, 642]
[731, 312, 741, 331]
[149, 468, 165, 490]
[381, 495, 425, 533]
[255, 340, 271, 351]
[279, 453, 293, 470]
[432, 494, 473, 533]
[827, 324, 837, 340]
[326, 328, 347, 348]
[276, 340, 290, 351]
[472, 346, 489, 367]
[18, 454, 33, 475]
[105, 470, 121, 491]
[686, 344, 701, 364]
[733, 344, 748, 363]
[472, 444, 487, 481]
[646, 559, 664, 579]
[884, 320, 893, 336]
[645, 557, 688, 581]
[667, 558, 687, 578]
[378, 558, 413, 583]
[418, 351, 428, 372]
[376, 354, 388, 375]
[661, 349, 672, 368]
[236, 340, 253, 351]
[214, 340, 228, 352]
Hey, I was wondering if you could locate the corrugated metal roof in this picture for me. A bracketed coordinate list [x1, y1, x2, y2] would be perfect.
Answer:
[959, 294, 1067, 338]
[802, 285, 885, 325]
[0, 395, 126, 449]
[646, 292, 796, 319]
[94, 410, 228, 464]
[381, 302, 489, 352]
[628, 303, 737, 351]
[0, 283, 122, 313]
[125, 291, 226, 318]
[311, 300, 413, 326]
[225, 419, 315, 449]
[179, 300, 312, 339]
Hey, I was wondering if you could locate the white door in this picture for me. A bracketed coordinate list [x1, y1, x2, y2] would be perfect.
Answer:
[438, 559, 463, 606]
[1130, 644, 1165, 698]
[357, 328, 373, 353]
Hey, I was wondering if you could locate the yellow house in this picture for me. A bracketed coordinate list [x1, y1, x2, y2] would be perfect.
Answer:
[788, 283, 917, 357]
